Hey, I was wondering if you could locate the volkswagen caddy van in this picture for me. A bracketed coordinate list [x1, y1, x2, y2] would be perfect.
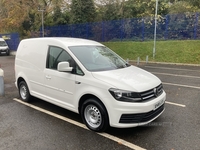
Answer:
[15, 38, 166, 132]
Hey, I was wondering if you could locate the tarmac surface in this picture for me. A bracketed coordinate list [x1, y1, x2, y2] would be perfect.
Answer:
[0, 55, 200, 150]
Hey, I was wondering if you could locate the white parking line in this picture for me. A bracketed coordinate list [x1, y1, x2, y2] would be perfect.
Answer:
[165, 101, 186, 107]
[13, 98, 146, 150]
[152, 72, 200, 79]
[145, 66, 200, 72]
[163, 82, 200, 90]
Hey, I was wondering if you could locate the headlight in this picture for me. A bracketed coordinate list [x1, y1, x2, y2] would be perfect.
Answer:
[109, 88, 142, 102]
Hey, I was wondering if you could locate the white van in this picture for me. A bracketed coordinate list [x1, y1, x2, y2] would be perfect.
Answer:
[15, 37, 166, 132]
[0, 38, 10, 55]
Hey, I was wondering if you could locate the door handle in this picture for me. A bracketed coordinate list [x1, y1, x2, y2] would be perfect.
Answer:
[46, 75, 51, 80]
[75, 81, 81, 84]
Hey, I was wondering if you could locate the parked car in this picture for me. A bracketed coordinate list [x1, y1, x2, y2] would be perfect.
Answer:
[15, 37, 166, 132]
[0, 38, 10, 56]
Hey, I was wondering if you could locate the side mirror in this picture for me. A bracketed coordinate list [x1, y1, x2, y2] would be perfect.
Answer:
[57, 62, 73, 72]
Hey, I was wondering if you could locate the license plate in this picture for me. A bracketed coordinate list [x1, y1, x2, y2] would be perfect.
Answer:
[154, 99, 165, 110]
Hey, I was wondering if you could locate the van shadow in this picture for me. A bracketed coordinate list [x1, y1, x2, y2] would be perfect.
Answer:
[27, 97, 165, 138]
[30, 97, 82, 123]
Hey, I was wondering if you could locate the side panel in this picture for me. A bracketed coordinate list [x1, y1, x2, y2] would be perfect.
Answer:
[43, 69, 76, 110]
[15, 40, 48, 96]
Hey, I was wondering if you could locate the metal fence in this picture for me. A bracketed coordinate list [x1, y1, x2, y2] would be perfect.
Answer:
[1, 13, 199, 51]
[40, 12, 199, 42]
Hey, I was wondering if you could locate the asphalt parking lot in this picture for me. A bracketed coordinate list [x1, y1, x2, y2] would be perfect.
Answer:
[0, 55, 200, 150]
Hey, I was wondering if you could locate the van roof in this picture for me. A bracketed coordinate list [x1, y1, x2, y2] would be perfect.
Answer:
[22, 37, 103, 47]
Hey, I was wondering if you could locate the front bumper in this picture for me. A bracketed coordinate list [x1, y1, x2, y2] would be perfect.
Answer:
[107, 91, 166, 128]
[0, 49, 9, 54]
[119, 104, 165, 124]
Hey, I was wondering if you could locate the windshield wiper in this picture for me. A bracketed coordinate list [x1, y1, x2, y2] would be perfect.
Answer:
[117, 64, 128, 68]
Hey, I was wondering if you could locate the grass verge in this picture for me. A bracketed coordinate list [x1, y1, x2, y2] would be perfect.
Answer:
[103, 40, 200, 64]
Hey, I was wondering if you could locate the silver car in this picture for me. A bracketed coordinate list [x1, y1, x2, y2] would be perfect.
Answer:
[0, 38, 10, 56]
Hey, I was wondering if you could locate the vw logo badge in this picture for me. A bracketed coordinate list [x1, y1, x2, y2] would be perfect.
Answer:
[154, 88, 158, 97]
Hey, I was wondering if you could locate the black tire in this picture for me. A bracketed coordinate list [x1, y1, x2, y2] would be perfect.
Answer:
[6, 50, 10, 56]
[18, 81, 31, 102]
[81, 98, 109, 132]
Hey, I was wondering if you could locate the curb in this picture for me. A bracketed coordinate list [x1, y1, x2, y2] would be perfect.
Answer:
[10, 51, 16, 56]
[129, 60, 200, 67]
[143, 61, 200, 67]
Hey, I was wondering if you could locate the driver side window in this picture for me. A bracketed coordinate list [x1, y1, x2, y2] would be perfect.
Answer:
[47, 46, 71, 70]
[46, 46, 84, 75]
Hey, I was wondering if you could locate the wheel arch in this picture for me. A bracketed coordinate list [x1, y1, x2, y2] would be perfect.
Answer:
[78, 94, 110, 123]
[17, 77, 26, 88]
[16, 71, 30, 89]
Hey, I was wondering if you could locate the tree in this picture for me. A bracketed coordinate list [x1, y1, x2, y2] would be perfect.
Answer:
[95, 0, 170, 21]
[71, 0, 96, 24]
[0, 0, 32, 33]
[0, 0, 45, 36]
[0, 0, 71, 36]
[183, 0, 200, 10]
[168, 1, 195, 14]
[0, 0, 198, 38]
[102, 3, 121, 20]
[50, 5, 70, 25]
[122, 0, 169, 18]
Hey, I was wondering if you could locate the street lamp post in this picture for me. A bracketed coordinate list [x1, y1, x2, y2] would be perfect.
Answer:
[38, 7, 45, 37]
[153, 0, 158, 59]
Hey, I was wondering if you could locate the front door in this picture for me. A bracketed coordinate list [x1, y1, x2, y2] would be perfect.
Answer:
[44, 46, 76, 110]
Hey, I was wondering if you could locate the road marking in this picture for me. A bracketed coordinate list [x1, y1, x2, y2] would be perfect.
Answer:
[13, 98, 146, 150]
[98, 133, 146, 150]
[165, 101, 186, 107]
[163, 82, 200, 90]
[152, 72, 200, 79]
[145, 66, 200, 72]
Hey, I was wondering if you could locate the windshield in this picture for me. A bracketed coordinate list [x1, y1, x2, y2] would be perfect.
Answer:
[0, 41, 7, 46]
[69, 46, 130, 71]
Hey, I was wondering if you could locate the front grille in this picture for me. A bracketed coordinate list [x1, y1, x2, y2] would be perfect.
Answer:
[140, 84, 163, 102]
[119, 104, 165, 123]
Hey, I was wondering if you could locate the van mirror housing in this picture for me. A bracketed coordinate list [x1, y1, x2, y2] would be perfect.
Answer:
[57, 62, 73, 72]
